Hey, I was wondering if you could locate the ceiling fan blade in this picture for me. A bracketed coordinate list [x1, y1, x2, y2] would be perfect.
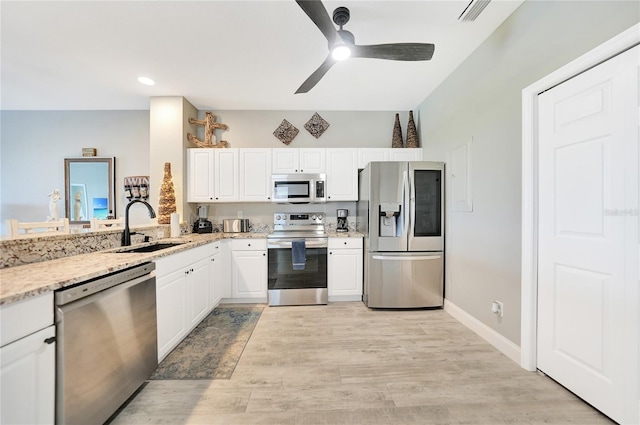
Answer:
[295, 0, 337, 45]
[295, 55, 336, 94]
[352, 43, 435, 61]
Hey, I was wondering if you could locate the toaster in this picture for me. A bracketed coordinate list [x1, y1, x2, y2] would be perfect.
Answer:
[223, 218, 250, 233]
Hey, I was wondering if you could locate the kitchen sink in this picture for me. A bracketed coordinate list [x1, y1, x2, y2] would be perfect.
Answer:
[113, 242, 185, 253]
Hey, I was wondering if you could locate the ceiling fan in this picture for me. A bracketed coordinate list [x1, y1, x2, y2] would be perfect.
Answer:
[295, 0, 436, 94]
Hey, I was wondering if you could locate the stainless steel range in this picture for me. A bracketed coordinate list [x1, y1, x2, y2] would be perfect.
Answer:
[267, 212, 328, 306]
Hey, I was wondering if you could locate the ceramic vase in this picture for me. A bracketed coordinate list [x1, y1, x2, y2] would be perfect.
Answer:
[391, 113, 403, 148]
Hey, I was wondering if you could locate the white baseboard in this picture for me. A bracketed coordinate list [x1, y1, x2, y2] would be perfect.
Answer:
[444, 299, 521, 365]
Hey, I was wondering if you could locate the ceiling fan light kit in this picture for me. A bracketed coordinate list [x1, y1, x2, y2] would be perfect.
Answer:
[295, 0, 435, 94]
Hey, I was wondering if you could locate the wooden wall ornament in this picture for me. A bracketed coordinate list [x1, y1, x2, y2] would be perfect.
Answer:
[187, 111, 229, 148]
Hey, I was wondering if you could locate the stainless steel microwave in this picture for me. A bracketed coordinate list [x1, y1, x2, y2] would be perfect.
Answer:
[271, 174, 326, 203]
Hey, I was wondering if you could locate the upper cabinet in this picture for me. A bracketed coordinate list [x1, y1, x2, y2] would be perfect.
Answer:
[187, 149, 215, 202]
[239, 149, 272, 202]
[188, 147, 425, 204]
[326, 148, 358, 201]
[357, 148, 390, 169]
[187, 148, 238, 203]
[272, 148, 325, 174]
[389, 148, 423, 162]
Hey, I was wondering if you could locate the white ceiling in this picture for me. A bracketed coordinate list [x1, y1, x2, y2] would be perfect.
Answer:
[1, 0, 524, 111]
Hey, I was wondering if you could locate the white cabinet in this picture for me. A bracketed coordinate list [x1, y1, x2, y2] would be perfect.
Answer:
[187, 148, 215, 202]
[209, 242, 223, 308]
[272, 148, 325, 174]
[187, 256, 211, 328]
[214, 148, 239, 202]
[229, 239, 268, 301]
[240, 148, 272, 202]
[186, 148, 239, 203]
[155, 244, 217, 361]
[357, 148, 390, 169]
[0, 293, 55, 425]
[328, 237, 363, 302]
[389, 148, 423, 162]
[326, 148, 358, 201]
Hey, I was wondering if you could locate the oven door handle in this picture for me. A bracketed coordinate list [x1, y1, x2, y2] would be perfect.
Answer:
[268, 239, 328, 249]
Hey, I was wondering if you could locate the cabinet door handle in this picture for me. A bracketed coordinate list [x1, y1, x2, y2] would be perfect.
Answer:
[329, 252, 332, 255]
[300, 169, 304, 172]
[44, 336, 56, 345]
[344, 241, 347, 245]
[248, 243, 251, 247]
[263, 253, 266, 256]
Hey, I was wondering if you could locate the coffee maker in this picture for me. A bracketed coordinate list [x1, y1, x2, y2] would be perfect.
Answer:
[193, 205, 213, 233]
[336, 209, 349, 232]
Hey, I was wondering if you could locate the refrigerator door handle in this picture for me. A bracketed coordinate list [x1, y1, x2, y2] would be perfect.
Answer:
[372, 255, 442, 261]
[402, 170, 410, 238]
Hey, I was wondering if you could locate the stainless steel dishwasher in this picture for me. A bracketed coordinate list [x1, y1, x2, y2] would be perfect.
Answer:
[55, 262, 157, 425]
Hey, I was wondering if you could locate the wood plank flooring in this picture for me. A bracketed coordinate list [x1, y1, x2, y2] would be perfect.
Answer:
[111, 302, 613, 425]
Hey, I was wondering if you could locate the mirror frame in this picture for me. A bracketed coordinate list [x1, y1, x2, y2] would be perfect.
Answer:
[64, 157, 116, 225]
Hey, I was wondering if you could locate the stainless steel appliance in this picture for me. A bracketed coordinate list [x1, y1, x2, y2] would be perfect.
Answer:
[336, 208, 349, 232]
[267, 212, 328, 305]
[271, 174, 326, 204]
[357, 161, 444, 308]
[193, 205, 213, 233]
[223, 218, 250, 233]
[55, 262, 157, 425]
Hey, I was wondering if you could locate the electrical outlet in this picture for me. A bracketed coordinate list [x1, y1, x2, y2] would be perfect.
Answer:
[491, 301, 504, 318]
[237, 211, 243, 218]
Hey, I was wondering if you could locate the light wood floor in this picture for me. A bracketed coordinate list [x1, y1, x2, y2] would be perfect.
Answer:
[111, 302, 613, 425]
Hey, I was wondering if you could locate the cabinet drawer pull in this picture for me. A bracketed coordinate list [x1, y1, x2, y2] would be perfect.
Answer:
[44, 336, 56, 345]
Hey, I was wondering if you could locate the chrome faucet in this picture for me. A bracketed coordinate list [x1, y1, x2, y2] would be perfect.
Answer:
[122, 200, 156, 246]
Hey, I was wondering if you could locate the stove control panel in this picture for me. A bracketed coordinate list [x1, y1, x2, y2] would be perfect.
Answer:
[273, 213, 324, 226]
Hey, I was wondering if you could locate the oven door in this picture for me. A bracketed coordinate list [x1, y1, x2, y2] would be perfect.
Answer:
[268, 239, 327, 290]
[267, 238, 328, 306]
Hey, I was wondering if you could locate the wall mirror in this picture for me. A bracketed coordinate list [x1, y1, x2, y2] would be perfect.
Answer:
[64, 157, 115, 225]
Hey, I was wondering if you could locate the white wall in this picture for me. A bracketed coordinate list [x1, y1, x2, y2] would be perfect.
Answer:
[0, 110, 150, 231]
[416, 0, 639, 345]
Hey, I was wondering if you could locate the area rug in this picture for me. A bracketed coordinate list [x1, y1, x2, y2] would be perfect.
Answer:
[150, 305, 263, 380]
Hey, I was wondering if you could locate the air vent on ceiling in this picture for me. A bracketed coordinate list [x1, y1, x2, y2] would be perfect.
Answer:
[458, 0, 491, 22]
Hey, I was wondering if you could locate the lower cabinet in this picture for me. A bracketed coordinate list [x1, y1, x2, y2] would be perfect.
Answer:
[155, 243, 218, 362]
[0, 294, 55, 425]
[209, 242, 223, 308]
[328, 237, 363, 302]
[229, 239, 268, 302]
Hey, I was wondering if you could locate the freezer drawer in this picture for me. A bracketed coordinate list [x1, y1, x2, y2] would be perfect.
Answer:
[365, 252, 443, 308]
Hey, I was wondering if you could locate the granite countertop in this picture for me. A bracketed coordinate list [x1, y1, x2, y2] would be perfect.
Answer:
[0, 230, 364, 305]
[0, 232, 269, 306]
[0, 230, 364, 306]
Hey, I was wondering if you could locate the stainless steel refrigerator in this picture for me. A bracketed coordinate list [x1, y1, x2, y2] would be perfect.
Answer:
[357, 161, 444, 308]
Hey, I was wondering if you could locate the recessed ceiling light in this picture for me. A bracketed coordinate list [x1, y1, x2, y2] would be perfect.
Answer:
[138, 76, 155, 86]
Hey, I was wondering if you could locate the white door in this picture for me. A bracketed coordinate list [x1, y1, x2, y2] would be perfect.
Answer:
[187, 148, 214, 202]
[537, 46, 639, 424]
[298, 148, 325, 173]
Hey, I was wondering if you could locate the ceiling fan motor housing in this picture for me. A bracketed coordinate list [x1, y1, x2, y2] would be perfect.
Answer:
[332, 7, 350, 27]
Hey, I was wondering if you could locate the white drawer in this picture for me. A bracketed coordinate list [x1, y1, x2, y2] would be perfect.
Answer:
[1, 293, 54, 347]
[229, 239, 267, 251]
[329, 237, 362, 250]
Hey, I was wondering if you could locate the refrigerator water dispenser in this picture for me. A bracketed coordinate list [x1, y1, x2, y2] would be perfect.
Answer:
[379, 202, 401, 237]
